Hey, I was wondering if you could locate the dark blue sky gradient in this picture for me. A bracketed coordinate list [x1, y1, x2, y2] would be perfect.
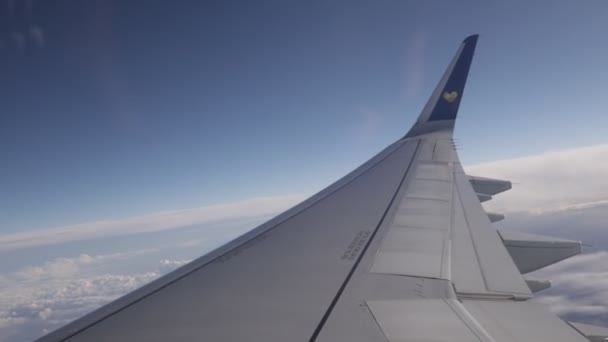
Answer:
[2, 1, 608, 231]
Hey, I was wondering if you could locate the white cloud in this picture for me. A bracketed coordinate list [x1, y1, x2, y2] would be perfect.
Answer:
[38, 308, 52, 321]
[0, 250, 189, 342]
[0, 316, 27, 330]
[0, 194, 305, 252]
[160, 259, 192, 268]
[466, 144, 608, 213]
[532, 251, 608, 323]
[465, 145, 608, 324]
[11, 250, 154, 284]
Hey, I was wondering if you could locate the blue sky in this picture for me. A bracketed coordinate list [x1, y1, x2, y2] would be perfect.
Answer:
[2, 1, 608, 232]
[2, 1, 608, 340]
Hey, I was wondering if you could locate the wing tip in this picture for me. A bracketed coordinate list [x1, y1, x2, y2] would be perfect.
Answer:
[463, 34, 479, 44]
[404, 34, 479, 138]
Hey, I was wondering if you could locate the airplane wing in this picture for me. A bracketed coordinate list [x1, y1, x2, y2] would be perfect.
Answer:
[38, 35, 604, 342]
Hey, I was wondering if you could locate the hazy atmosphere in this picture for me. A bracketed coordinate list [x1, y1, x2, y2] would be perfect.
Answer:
[2, 1, 608, 341]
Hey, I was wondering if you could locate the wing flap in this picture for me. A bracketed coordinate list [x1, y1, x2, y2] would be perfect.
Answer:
[366, 298, 590, 342]
[367, 299, 486, 342]
[370, 135, 530, 298]
[462, 300, 588, 342]
[452, 163, 531, 297]
[568, 321, 608, 341]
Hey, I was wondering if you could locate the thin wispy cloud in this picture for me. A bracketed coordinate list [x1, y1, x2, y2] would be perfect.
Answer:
[402, 30, 429, 99]
[5, 142, 607, 254]
[0, 194, 305, 252]
[350, 108, 385, 144]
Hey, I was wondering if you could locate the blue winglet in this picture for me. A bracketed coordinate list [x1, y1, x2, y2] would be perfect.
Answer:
[405, 35, 478, 137]
[428, 34, 478, 122]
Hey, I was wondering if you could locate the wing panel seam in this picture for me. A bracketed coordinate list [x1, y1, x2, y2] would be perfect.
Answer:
[308, 140, 421, 342]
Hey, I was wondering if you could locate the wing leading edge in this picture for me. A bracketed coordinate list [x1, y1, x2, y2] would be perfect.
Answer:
[38, 35, 596, 342]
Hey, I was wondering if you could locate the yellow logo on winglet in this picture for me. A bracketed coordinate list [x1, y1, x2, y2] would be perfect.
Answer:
[443, 91, 458, 103]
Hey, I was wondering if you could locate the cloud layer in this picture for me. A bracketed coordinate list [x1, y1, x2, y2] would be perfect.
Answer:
[467, 144, 608, 326]
[0, 250, 185, 342]
[532, 251, 608, 325]
[466, 144, 608, 214]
